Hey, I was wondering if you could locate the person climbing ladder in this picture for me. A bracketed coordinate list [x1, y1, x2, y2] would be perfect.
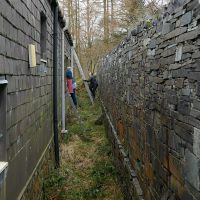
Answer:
[84, 73, 98, 99]
[66, 67, 77, 108]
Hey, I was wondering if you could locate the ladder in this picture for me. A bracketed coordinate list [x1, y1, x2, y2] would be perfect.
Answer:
[66, 92, 84, 130]
[72, 49, 94, 104]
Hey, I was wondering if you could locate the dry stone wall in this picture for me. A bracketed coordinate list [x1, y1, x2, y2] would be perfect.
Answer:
[98, 0, 200, 199]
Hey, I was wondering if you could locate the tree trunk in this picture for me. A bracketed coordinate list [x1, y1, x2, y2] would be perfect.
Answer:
[87, 0, 91, 48]
[110, 0, 114, 34]
[77, 0, 80, 55]
[104, 0, 109, 43]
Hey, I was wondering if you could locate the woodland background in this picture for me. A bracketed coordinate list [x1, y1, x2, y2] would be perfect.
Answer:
[60, 0, 168, 73]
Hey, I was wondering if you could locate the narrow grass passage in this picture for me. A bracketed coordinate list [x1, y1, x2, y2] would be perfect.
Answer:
[44, 90, 124, 200]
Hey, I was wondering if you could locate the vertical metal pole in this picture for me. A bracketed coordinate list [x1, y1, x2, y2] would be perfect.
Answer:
[61, 27, 68, 134]
[61, 29, 65, 131]
[53, 4, 60, 168]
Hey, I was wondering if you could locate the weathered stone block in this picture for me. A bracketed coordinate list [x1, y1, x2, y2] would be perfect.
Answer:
[193, 127, 200, 159]
[197, 82, 200, 97]
[0, 16, 3, 35]
[192, 51, 200, 59]
[174, 120, 193, 144]
[175, 45, 183, 61]
[181, 88, 191, 96]
[172, 68, 189, 78]
[160, 55, 175, 65]
[162, 46, 176, 58]
[143, 38, 150, 47]
[176, 29, 198, 43]
[169, 63, 181, 70]
[185, 149, 200, 191]
[180, 11, 192, 26]
[188, 72, 200, 81]
[182, 44, 196, 53]
[169, 153, 184, 183]
[186, 0, 200, 12]
[190, 109, 200, 119]
[0, 35, 6, 56]
[188, 21, 198, 32]
[164, 27, 187, 41]
[181, 53, 192, 60]
[169, 131, 184, 156]
[147, 49, 155, 56]
[175, 78, 184, 88]
[174, 8, 186, 18]
[166, 93, 178, 105]
[162, 23, 173, 35]
[192, 101, 200, 113]
[148, 39, 156, 49]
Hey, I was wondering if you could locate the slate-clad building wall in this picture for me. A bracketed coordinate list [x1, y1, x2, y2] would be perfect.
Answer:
[0, 0, 72, 199]
[98, 0, 200, 199]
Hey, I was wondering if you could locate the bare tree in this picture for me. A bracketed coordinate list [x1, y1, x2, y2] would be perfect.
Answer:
[62, 0, 163, 74]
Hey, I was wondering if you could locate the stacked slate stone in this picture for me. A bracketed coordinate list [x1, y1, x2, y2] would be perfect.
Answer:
[98, 0, 200, 199]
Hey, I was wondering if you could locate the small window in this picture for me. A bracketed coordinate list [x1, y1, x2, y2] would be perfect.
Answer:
[40, 12, 47, 60]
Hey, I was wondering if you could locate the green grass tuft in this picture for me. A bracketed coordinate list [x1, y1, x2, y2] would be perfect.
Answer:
[43, 87, 124, 200]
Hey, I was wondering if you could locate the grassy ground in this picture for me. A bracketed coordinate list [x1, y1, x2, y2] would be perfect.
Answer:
[43, 87, 124, 200]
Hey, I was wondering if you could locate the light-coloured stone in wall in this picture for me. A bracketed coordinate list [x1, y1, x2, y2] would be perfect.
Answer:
[175, 45, 183, 61]
[143, 38, 150, 47]
[181, 88, 191, 96]
[193, 127, 200, 159]
[163, 71, 169, 79]
[147, 49, 156, 56]
[167, 44, 177, 49]
[127, 89, 130, 104]
[188, 21, 198, 32]
[128, 51, 133, 60]
[169, 63, 181, 70]
[127, 78, 131, 85]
